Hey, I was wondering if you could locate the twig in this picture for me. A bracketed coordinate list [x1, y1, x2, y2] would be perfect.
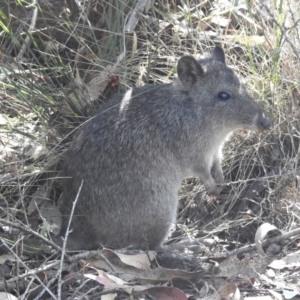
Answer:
[150, 0, 210, 33]
[0, 239, 57, 299]
[4, 250, 118, 286]
[72, 277, 93, 298]
[34, 272, 60, 300]
[98, 252, 117, 273]
[16, 0, 38, 62]
[6, 249, 103, 284]
[71, 0, 101, 56]
[237, 167, 280, 212]
[29, 181, 83, 300]
[224, 171, 281, 186]
[79, 285, 103, 299]
[7, 260, 61, 283]
[212, 227, 300, 258]
[0, 217, 63, 254]
[125, 0, 150, 32]
[17, 166, 29, 227]
[258, 0, 300, 61]
[7, 250, 94, 283]
[57, 180, 83, 300]
[4, 9, 32, 60]
[19, 277, 35, 300]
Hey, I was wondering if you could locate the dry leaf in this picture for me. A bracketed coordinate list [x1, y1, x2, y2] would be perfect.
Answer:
[0, 292, 18, 300]
[137, 266, 215, 285]
[245, 297, 274, 300]
[133, 286, 188, 300]
[211, 16, 231, 27]
[101, 294, 117, 300]
[23, 143, 49, 159]
[0, 253, 27, 264]
[84, 266, 152, 293]
[282, 289, 299, 299]
[218, 283, 240, 300]
[268, 290, 285, 300]
[227, 275, 253, 288]
[102, 249, 155, 271]
[268, 252, 300, 269]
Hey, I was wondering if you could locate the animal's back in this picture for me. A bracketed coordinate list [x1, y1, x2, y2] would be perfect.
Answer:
[60, 83, 196, 250]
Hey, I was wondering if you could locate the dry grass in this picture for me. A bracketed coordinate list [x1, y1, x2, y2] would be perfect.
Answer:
[0, 0, 299, 298]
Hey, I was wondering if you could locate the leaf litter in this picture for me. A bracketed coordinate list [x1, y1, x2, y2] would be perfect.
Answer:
[0, 0, 300, 299]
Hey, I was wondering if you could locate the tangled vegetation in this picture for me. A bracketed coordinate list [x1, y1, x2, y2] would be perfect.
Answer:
[0, 0, 299, 299]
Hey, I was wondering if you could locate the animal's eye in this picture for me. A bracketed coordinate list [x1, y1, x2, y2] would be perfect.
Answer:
[218, 92, 231, 101]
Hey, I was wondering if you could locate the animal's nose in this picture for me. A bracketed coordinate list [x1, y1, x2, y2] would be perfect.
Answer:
[259, 115, 271, 130]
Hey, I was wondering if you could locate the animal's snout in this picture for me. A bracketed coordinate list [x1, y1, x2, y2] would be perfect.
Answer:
[257, 114, 271, 131]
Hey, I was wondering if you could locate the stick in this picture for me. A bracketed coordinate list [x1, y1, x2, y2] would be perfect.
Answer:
[57, 180, 83, 300]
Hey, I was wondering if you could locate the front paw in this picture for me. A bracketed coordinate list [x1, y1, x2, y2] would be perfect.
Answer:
[203, 178, 219, 196]
[211, 169, 224, 185]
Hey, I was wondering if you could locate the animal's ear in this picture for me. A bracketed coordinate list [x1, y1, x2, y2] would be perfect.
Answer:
[177, 56, 204, 89]
[212, 46, 226, 64]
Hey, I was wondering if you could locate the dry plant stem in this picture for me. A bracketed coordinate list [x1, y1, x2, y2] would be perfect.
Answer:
[0, 217, 63, 253]
[0, 279, 27, 294]
[92, 289, 122, 298]
[57, 180, 83, 300]
[15, 237, 22, 295]
[79, 285, 102, 299]
[30, 183, 83, 300]
[225, 171, 280, 186]
[72, 0, 99, 55]
[99, 252, 117, 273]
[218, 227, 300, 258]
[7, 250, 101, 284]
[7, 260, 61, 283]
[237, 167, 280, 212]
[4, 5, 32, 59]
[34, 272, 59, 300]
[19, 277, 35, 300]
[17, 172, 29, 227]
[234, 8, 263, 31]
[261, 227, 300, 247]
[125, 0, 149, 32]
[16, 0, 38, 62]
[258, 0, 300, 61]
[243, 168, 280, 198]
[162, 0, 210, 32]
[72, 278, 94, 298]
[0, 239, 57, 299]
